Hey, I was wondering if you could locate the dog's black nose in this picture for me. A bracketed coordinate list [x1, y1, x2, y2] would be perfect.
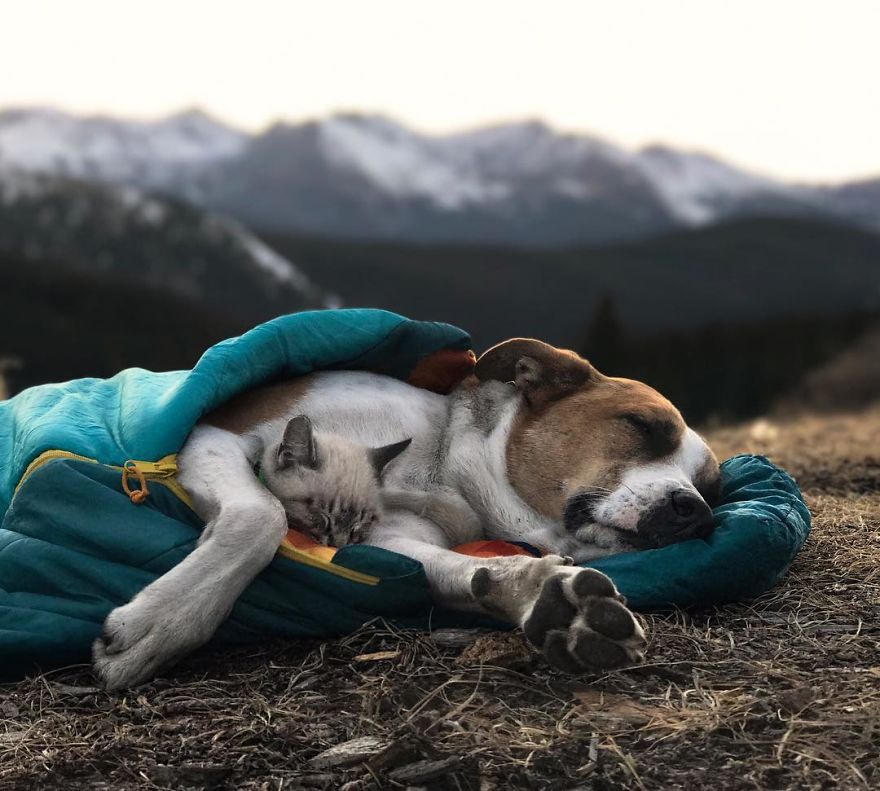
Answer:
[638, 489, 715, 546]
[671, 489, 699, 519]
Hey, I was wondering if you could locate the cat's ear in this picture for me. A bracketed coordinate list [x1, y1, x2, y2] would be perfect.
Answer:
[370, 437, 412, 479]
[278, 415, 318, 469]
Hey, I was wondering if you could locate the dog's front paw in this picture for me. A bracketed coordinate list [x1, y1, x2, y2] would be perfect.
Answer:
[472, 561, 646, 672]
[93, 591, 206, 691]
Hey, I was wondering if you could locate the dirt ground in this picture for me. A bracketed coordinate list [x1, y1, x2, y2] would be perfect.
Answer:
[1, 408, 878, 790]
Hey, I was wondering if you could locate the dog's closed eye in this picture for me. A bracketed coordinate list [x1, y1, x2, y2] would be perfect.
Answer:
[620, 413, 678, 457]
[621, 413, 653, 435]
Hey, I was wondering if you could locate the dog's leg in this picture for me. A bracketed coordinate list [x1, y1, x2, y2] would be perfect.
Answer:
[373, 512, 647, 672]
[93, 426, 286, 691]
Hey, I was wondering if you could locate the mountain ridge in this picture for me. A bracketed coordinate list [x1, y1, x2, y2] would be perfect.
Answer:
[2, 107, 876, 245]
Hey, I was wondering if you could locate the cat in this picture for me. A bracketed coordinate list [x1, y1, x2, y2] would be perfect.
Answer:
[259, 415, 481, 548]
[258, 414, 409, 547]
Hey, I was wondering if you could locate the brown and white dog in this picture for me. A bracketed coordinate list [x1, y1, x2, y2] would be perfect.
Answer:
[92, 338, 721, 690]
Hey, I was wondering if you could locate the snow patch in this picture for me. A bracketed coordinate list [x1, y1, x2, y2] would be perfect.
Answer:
[634, 146, 775, 224]
[319, 116, 509, 209]
[226, 221, 330, 304]
[0, 107, 246, 187]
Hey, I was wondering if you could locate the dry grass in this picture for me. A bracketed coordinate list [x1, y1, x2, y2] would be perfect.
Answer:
[2, 408, 879, 790]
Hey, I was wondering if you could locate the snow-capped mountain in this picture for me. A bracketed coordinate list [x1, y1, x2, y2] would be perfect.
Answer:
[0, 107, 875, 245]
[0, 108, 245, 191]
[0, 168, 327, 317]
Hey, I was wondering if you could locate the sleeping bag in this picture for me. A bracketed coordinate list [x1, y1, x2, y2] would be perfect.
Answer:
[0, 309, 810, 680]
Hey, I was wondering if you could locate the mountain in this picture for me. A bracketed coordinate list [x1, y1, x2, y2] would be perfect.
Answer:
[0, 107, 245, 195]
[826, 177, 880, 229]
[779, 322, 880, 414]
[202, 117, 680, 245]
[263, 216, 880, 352]
[0, 168, 327, 322]
[1, 108, 876, 245]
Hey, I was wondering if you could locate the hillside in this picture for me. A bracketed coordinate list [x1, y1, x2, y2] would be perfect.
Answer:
[264, 216, 880, 350]
[0, 169, 327, 325]
[777, 324, 880, 414]
[0, 250, 248, 392]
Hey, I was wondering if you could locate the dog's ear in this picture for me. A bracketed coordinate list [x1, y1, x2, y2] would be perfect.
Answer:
[278, 415, 318, 469]
[474, 338, 600, 409]
[369, 437, 412, 479]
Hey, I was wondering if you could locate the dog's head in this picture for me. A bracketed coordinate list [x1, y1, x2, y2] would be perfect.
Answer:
[475, 338, 721, 551]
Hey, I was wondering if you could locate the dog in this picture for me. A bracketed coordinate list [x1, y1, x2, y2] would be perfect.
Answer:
[92, 338, 721, 690]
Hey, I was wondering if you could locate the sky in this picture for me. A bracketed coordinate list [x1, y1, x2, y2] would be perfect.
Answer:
[2, 0, 878, 183]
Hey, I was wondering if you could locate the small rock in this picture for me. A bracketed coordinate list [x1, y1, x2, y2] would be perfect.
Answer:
[430, 629, 481, 649]
[309, 736, 391, 769]
[53, 684, 102, 697]
[387, 756, 462, 784]
[777, 686, 816, 713]
[297, 773, 338, 787]
[748, 419, 779, 442]
[456, 633, 533, 669]
[149, 764, 233, 789]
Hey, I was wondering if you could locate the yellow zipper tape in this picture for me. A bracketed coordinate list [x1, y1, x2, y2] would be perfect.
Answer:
[276, 543, 379, 585]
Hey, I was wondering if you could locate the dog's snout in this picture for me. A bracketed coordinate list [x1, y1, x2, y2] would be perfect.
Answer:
[563, 489, 606, 532]
[638, 489, 715, 546]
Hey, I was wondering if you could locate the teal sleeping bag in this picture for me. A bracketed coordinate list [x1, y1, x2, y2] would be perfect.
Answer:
[0, 309, 810, 680]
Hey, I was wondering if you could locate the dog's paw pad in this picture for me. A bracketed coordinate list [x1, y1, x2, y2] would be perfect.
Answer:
[523, 575, 576, 646]
[543, 630, 585, 674]
[571, 568, 617, 598]
[572, 631, 630, 669]
[586, 598, 638, 641]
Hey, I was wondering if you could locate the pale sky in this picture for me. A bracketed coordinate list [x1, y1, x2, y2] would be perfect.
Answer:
[2, 0, 878, 183]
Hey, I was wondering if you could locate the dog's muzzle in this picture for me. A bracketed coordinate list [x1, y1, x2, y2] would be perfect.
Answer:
[564, 488, 715, 549]
[634, 489, 715, 547]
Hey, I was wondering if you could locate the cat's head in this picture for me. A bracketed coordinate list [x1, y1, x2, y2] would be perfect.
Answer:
[261, 415, 411, 547]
